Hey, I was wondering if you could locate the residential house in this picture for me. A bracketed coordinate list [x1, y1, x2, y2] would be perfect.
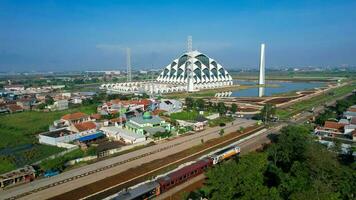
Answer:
[176, 115, 208, 132]
[16, 98, 35, 110]
[71, 97, 83, 104]
[98, 99, 151, 115]
[71, 121, 97, 133]
[126, 112, 171, 136]
[107, 117, 126, 127]
[47, 99, 68, 111]
[343, 111, 356, 120]
[159, 99, 182, 114]
[7, 104, 24, 113]
[61, 112, 91, 125]
[90, 114, 102, 121]
[100, 126, 145, 144]
[314, 121, 345, 136]
[4, 85, 25, 92]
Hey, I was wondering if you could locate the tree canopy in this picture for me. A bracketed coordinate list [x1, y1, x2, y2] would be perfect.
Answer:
[192, 125, 356, 200]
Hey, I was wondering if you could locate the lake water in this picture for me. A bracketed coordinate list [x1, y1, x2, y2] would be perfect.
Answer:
[227, 80, 325, 97]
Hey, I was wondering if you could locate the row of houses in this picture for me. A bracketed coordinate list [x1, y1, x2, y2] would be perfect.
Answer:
[314, 105, 356, 141]
[0, 89, 97, 114]
[39, 100, 174, 146]
[97, 98, 182, 116]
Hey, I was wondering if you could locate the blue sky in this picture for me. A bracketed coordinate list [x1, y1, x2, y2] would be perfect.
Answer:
[0, 0, 356, 71]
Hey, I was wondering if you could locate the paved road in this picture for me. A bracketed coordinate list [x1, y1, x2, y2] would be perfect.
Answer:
[0, 118, 255, 200]
[157, 92, 355, 199]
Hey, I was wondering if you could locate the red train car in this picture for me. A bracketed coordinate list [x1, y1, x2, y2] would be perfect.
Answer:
[157, 158, 213, 192]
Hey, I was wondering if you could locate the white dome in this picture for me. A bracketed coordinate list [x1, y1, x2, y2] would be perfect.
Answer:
[156, 50, 232, 85]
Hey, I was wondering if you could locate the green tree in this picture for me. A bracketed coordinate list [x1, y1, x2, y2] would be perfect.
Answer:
[195, 98, 205, 111]
[37, 103, 46, 110]
[315, 109, 337, 125]
[217, 102, 227, 116]
[202, 153, 281, 200]
[267, 125, 310, 171]
[45, 95, 54, 105]
[185, 97, 194, 110]
[195, 124, 356, 200]
[260, 103, 276, 122]
[219, 129, 224, 136]
[231, 103, 238, 113]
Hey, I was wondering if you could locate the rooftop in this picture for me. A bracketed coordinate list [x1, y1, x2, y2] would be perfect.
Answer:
[344, 111, 356, 116]
[41, 128, 74, 138]
[143, 126, 166, 135]
[100, 126, 145, 140]
[90, 113, 102, 120]
[324, 121, 345, 131]
[130, 114, 163, 125]
[61, 112, 88, 121]
[77, 132, 104, 142]
[109, 117, 126, 123]
[109, 99, 151, 107]
[348, 107, 356, 112]
[351, 117, 356, 125]
[74, 121, 97, 132]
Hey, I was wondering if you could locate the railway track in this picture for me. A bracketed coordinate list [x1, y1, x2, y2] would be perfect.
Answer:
[57, 126, 265, 200]
[5, 121, 251, 200]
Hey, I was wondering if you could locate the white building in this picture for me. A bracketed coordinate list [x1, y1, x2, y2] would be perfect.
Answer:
[100, 126, 146, 144]
[156, 50, 233, 90]
[47, 99, 68, 111]
[100, 50, 233, 94]
[159, 99, 182, 113]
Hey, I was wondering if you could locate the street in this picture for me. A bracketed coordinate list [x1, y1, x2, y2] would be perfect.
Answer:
[1, 119, 255, 200]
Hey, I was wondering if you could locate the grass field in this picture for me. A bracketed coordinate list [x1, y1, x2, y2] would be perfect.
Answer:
[0, 104, 97, 149]
[208, 116, 234, 127]
[277, 83, 355, 119]
[170, 110, 201, 121]
[164, 85, 263, 99]
[0, 104, 97, 174]
[230, 71, 355, 81]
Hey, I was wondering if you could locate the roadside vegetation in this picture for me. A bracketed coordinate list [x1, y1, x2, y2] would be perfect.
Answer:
[40, 147, 97, 172]
[170, 97, 236, 128]
[185, 125, 356, 200]
[231, 70, 356, 81]
[208, 116, 233, 127]
[163, 85, 256, 99]
[277, 83, 355, 120]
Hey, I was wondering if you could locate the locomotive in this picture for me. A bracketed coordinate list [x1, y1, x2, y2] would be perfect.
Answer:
[112, 145, 240, 200]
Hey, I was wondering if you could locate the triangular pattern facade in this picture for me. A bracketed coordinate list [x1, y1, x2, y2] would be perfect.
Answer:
[156, 51, 233, 89]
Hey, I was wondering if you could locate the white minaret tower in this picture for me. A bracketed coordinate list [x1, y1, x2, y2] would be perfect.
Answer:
[259, 43, 265, 85]
[187, 36, 195, 92]
[126, 48, 132, 82]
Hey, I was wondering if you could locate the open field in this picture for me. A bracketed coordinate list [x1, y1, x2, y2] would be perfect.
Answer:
[0, 104, 97, 174]
[276, 83, 355, 119]
[0, 104, 97, 148]
[230, 71, 355, 81]
[163, 84, 279, 99]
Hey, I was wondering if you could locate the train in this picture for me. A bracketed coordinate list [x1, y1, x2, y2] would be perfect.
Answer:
[112, 145, 240, 200]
